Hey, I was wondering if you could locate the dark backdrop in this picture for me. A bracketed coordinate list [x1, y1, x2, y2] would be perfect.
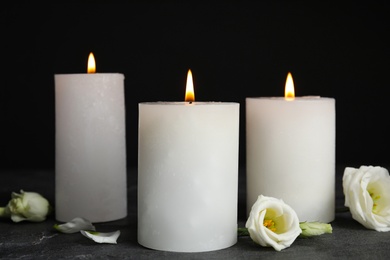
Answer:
[1, 2, 389, 170]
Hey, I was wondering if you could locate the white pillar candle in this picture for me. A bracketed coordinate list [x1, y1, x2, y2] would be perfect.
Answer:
[138, 102, 239, 252]
[246, 75, 335, 223]
[138, 92, 239, 251]
[55, 66, 127, 222]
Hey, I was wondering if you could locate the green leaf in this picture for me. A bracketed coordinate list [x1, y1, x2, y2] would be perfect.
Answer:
[237, 227, 250, 237]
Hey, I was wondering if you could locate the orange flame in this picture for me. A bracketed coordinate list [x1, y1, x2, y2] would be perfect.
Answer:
[87, 52, 96, 73]
[185, 69, 195, 102]
[285, 72, 295, 100]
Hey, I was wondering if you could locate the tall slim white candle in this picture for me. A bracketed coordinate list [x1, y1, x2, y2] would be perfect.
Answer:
[246, 73, 335, 222]
[137, 70, 239, 252]
[55, 53, 127, 222]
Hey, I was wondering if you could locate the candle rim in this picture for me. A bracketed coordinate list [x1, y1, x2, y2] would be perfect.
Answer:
[246, 96, 334, 101]
[55, 73, 124, 76]
[139, 101, 239, 105]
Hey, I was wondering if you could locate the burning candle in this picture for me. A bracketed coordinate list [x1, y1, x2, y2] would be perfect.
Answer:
[55, 53, 127, 222]
[138, 70, 239, 252]
[246, 72, 335, 222]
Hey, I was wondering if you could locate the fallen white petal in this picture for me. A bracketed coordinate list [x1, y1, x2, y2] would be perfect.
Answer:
[80, 230, 121, 244]
[54, 217, 96, 234]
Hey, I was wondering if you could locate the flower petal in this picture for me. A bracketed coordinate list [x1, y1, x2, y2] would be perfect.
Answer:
[54, 217, 96, 234]
[80, 230, 120, 244]
[10, 214, 27, 222]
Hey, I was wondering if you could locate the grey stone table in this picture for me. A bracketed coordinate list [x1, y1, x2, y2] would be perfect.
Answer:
[1, 166, 390, 259]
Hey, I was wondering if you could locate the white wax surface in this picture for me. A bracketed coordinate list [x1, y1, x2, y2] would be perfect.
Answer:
[55, 73, 127, 223]
[138, 102, 239, 252]
[246, 97, 335, 222]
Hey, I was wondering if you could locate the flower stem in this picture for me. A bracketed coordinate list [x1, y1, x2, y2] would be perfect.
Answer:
[0, 207, 7, 218]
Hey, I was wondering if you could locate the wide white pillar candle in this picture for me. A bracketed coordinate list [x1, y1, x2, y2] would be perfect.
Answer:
[138, 102, 239, 252]
[246, 97, 335, 222]
[55, 73, 127, 223]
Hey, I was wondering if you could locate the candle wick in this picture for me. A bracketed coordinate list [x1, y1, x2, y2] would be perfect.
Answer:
[189, 101, 193, 104]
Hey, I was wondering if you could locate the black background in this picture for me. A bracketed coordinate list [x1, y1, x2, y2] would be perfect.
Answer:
[1, 2, 389, 170]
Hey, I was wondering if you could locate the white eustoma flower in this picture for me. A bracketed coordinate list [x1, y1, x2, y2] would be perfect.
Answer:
[245, 195, 301, 251]
[343, 166, 390, 231]
[0, 190, 50, 222]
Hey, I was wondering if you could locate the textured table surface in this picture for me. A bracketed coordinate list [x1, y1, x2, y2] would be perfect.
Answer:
[1, 166, 390, 259]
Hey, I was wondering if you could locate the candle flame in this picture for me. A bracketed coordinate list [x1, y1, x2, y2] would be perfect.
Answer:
[284, 72, 295, 100]
[87, 52, 96, 73]
[185, 69, 195, 102]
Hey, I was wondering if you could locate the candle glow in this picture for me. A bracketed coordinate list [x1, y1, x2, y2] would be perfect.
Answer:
[87, 52, 96, 74]
[284, 72, 295, 101]
[185, 69, 195, 102]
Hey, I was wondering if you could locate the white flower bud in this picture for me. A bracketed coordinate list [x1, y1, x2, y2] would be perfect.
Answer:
[1, 190, 50, 222]
[299, 221, 332, 237]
